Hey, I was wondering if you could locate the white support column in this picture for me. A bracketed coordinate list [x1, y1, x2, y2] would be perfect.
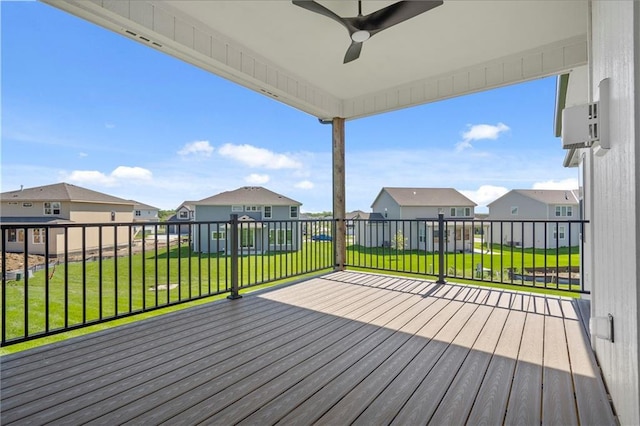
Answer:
[332, 117, 346, 271]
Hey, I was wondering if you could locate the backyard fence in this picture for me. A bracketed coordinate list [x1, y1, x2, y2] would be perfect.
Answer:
[1, 214, 587, 346]
[1, 216, 334, 346]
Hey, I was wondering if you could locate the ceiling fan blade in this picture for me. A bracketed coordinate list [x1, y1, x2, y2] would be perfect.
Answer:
[343, 41, 363, 64]
[292, 0, 351, 30]
[364, 1, 443, 34]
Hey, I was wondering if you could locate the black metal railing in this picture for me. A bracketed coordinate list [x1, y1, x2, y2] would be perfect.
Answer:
[346, 214, 587, 294]
[1, 216, 334, 346]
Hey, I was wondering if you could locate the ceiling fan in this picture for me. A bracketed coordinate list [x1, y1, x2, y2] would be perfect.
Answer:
[292, 0, 443, 64]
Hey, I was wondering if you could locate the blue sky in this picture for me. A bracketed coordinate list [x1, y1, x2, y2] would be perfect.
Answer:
[1, 1, 578, 213]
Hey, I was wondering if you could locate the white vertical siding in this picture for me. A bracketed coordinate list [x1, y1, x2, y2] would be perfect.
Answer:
[590, 2, 640, 424]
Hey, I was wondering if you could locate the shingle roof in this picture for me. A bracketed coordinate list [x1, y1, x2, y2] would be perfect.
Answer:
[0, 216, 75, 225]
[196, 187, 302, 206]
[1, 183, 133, 205]
[374, 187, 477, 207]
[488, 189, 579, 206]
[130, 200, 159, 211]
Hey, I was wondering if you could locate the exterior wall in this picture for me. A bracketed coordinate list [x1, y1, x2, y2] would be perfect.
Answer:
[488, 192, 548, 221]
[3, 224, 132, 256]
[68, 202, 134, 223]
[176, 206, 193, 221]
[193, 205, 301, 253]
[488, 193, 579, 248]
[133, 208, 158, 222]
[401, 206, 443, 219]
[1, 200, 70, 219]
[590, 2, 640, 424]
[371, 192, 401, 218]
[353, 220, 472, 253]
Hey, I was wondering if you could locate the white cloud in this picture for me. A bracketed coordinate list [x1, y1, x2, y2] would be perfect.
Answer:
[456, 122, 510, 151]
[218, 143, 302, 169]
[78, 152, 88, 158]
[178, 140, 214, 157]
[295, 180, 314, 190]
[66, 170, 114, 186]
[532, 178, 579, 190]
[461, 185, 509, 212]
[245, 173, 270, 184]
[64, 166, 153, 186]
[111, 166, 152, 180]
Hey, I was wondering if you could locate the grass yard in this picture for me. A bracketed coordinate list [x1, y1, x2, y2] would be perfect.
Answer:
[346, 244, 581, 289]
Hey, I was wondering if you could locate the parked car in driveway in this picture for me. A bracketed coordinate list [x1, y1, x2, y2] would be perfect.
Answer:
[311, 234, 332, 242]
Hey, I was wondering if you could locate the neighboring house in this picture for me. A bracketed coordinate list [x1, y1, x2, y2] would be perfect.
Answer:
[355, 187, 477, 252]
[0, 182, 134, 256]
[192, 186, 302, 253]
[487, 189, 580, 248]
[166, 201, 195, 235]
[131, 200, 159, 235]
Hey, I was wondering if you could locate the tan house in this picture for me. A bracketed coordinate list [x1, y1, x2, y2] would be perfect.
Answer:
[1, 182, 134, 256]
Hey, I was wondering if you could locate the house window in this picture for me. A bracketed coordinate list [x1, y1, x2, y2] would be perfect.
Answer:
[455, 227, 471, 240]
[232, 205, 244, 212]
[211, 231, 226, 240]
[7, 229, 24, 243]
[511, 206, 519, 216]
[32, 228, 45, 244]
[43, 202, 61, 215]
[450, 207, 471, 217]
[290, 206, 299, 218]
[135, 210, 141, 217]
[264, 206, 272, 219]
[22, 202, 32, 208]
[245, 205, 262, 212]
[241, 229, 255, 248]
[269, 229, 293, 245]
[553, 225, 566, 240]
[555, 206, 573, 217]
[179, 210, 189, 219]
[418, 228, 426, 243]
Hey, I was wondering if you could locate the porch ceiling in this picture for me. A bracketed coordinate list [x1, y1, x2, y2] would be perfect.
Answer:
[41, 0, 588, 120]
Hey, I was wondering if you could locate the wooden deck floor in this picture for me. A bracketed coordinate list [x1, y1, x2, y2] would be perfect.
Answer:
[1, 271, 616, 425]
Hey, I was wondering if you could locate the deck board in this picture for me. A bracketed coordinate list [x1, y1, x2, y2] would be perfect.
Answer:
[0, 271, 616, 426]
[504, 303, 545, 425]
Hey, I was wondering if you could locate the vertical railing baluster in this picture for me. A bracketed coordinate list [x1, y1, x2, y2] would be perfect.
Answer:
[82, 226, 86, 324]
[228, 214, 241, 299]
[437, 213, 445, 284]
[1, 227, 6, 344]
[166, 228, 170, 306]
[142, 225, 146, 310]
[44, 227, 50, 333]
[114, 224, 118, 316]
[129, 224, 133, 313]
[98, 225, 103, 320]
[64, 227, 69, 328]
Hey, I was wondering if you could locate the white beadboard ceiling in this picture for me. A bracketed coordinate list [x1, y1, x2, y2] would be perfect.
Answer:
[42, 0, 589, 120]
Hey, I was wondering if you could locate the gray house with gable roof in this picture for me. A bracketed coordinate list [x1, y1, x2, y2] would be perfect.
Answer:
[355, 187, 477, 252]
[487, 189, 580, 248]
[193, 186, 302, 254]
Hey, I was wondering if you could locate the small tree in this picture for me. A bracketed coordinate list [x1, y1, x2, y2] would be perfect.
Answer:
[391, 231, 406, 261]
